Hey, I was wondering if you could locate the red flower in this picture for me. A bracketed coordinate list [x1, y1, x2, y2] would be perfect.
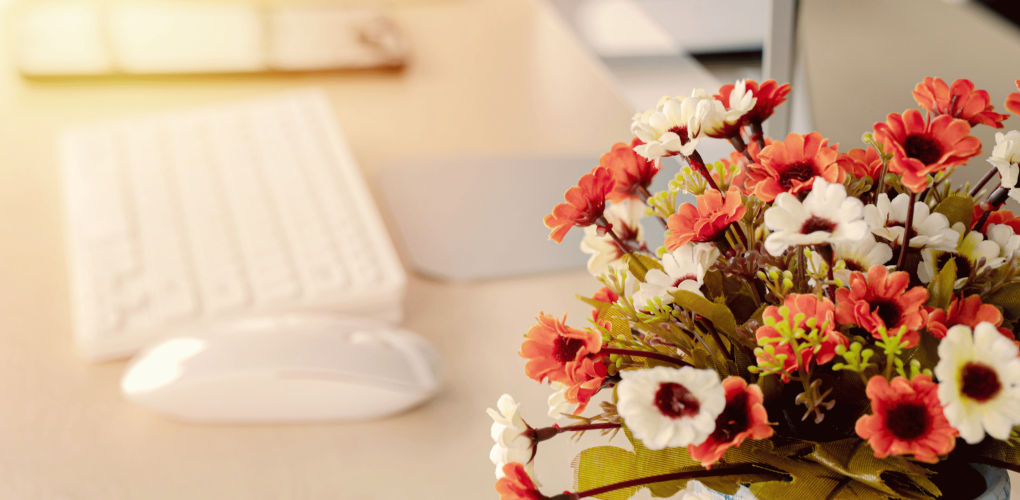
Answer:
[544, 166, 615, 243]
[665, 186, 745, 251]
[590, 286, 619, 322]
[520, 313, 605, 386]
[835, 265, 929, 348]
[972, 208, 1020, 233]
[495, 463, 545, 500]
[602, 138, 660, 202]
[715, 79, 791, 125]
[564, 361, 606, 415]
[688, 376, 773, 468]
[838, 146, 883, 181]
[744, 132, 844, 202]
[912, 77, 1008, 129]
[872, 110, 981, 193]
[926, 295, 1013, 340]
[856, 375, 957, 463]
[755, 294, 847, 380]
[1006, 80, 1020, 117]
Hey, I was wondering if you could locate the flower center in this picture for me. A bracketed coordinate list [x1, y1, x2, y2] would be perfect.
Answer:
[671, 275, 698, 288]
[935, 253, 971, 281]
[884, 401, 931, 441]
[777, 161, 817, 189]
[553, 336, 584, 363]
[800, 216, 837, 234]
[668, 126, 691, 145]
[903, 134, 944, 166]
[654, 382, 701, 419]
[709, 391, 749, 443]
[886, 220, 917, 242]
[960, 362, 1001, 402]
[870, 298, 903, 329]
[843, 259, 864, 272]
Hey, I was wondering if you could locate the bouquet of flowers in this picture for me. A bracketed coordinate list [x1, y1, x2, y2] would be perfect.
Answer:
[489, 77, 1020, 500]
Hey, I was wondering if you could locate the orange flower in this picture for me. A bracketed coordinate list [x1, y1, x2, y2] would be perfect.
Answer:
[1006, 80, 1020, 117]
[715, 79, 791, 125]
[972, 208, 1020, 233]
[838, 146, 883, 181]
[755, 294, 847, 380]
[495, 463, 545, 500]
[872, 110, 981, 193]
[912, 77, 1008, 129]
[543, 166, 615, 243]
[590, 286, 619, 322]
[856, 375, 957, 463]
[602, 138, 660, 202]
[688, 377, 773, 468]
[520, 313, 605, 386]
[926, 295, 1013, 340]
[665, 186, 745, 251]
[835, 265, 929, 347]
[744, 132, 844, 202]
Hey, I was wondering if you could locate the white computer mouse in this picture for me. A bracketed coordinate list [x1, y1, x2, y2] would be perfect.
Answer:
[120, 314, 442, 423]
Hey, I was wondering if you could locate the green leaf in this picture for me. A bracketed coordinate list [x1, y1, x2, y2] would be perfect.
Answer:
[578, 295, 632, 341]
[670, 290, 737, 337]
[933, 194, 974, 230]
[625, 254, 662, 282]
[986, 283, 1020, 322]
[925, 258, 956, 309]
[805, 439, 939, 498]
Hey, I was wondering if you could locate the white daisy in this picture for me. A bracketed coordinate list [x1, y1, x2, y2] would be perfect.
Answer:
[987, 223, 1020, 258]
[864, 193, 959, 252]
[617, 366, 725, 450]
[807, 233, 894, 286]
[581, 200, 646, 276]
[694, 83, 755, 138]
[632, 243, 719, 310]
[762, 178, 868, 256]
[487, 394, 538, 482]
[918, 228, 1003, 287]
[936, 322, 1020, 444]
[988, 130, 1020, 203]
[547, 381, 575, 419]
[631, 95, 714, 160]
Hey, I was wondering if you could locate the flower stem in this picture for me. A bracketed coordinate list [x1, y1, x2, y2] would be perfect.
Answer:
[969, 167, 998, 198]
[600, 347, 691, 367]
[562, 465, 776, 499]
[532, 422, 622, 442]
[600, 219, 648, 274]
[973, 187, 1011, 231]
[685, 150, 721, 192]
[700, 318, 731, 359]
[728, 134, 754, 163]
[750, 121, 766, 150]
[814, 244, 836, 301]
[895, 191, 917, 271]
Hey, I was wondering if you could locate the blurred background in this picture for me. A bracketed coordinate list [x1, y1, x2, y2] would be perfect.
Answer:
[0, 0, 1019, 498]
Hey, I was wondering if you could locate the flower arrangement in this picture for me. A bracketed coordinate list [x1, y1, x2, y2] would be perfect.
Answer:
[489, 77, 1020, 500]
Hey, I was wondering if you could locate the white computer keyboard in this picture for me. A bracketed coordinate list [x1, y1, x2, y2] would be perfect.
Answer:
[61, 89, 406, 361]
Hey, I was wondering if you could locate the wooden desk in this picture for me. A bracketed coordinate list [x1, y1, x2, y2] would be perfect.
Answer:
[0, 0, 634, 497]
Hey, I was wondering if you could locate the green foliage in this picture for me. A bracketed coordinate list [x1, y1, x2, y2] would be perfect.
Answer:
[986, 282, 1020, 322]
[832, 342, 876, 374]
[624, 254, 662, 282]
[933, 194, 974, 230]
[926, 258, 957, 309]
[670, 290, 737, 338]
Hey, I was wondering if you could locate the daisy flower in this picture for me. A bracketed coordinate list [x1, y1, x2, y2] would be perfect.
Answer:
[864, 192, 959, 252]
[616, 366, 725, 450]
[544, 166, 615, 243]
[987, 130, 1020, 203]
[546, 382, 575, 419]
[927, 295, 1013, 340]
[665, 186, 746, 251]
[855, 375, 958, 463]
[754, 294, 846, 379]
[687, 377, 773, 468]
[839, 146, 884, 181]
[935, 322, 1020, 444]
[580, 200, 646, 276]
[872, 109, 981, 192]
[762, 178, 868, 256]
[918, 228, 1003, 287]
[519, 313, 605, 386]
[744, 132, 844, 202]
[835, 265, 929, 348]
[701, 81, 756, 139]
[987, 223, 1020, 257]
[488, 395, 538, 481]
[912, 77, 1008, 129]
[495, 463, 544, 500]
[602, 138, 661, 202]
[631, 95, 714, 160]
[806, 233, 893, 287]
[715, 78, 790, 126]
[632, 243, 719, 309]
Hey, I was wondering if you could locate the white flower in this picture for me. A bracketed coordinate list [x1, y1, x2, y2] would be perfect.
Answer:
[988, 130, 1020, 203]
[632, 243, 719, 310]
[632, 95, 714, 160]
[547, 381, 575, 419]
[918, 228, 1003, 287]
[987, 223, 1020, 258]
[616, 366, 725, 450]
[935, 322, 1020, 444]
[581, 200, 646, 276]
[806, 233, 893, 287]
[864, 192, 959, 252]
[696, 82, 755, 137]
[487, 394, 538, 482]
[763, 178, 868, 256]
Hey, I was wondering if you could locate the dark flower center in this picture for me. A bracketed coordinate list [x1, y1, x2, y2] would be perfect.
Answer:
[843, 259, 865, 272]
[936, 253, 971, 281]
[777, 161, 817, 189]
[884, 402, 931, 441]
[668, 126, 691, 145]
[671, 275, 698, 288]
[553, 336, 584, 363]
[655, 382, 701, 419]
[960, 362, 1001, 402]
[903, 134, 944, 166]
[709, 391, 750, 443]
[886, 220, 917, 241]
[801, 216, 837, 234]
[870, 298, 903, 329]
